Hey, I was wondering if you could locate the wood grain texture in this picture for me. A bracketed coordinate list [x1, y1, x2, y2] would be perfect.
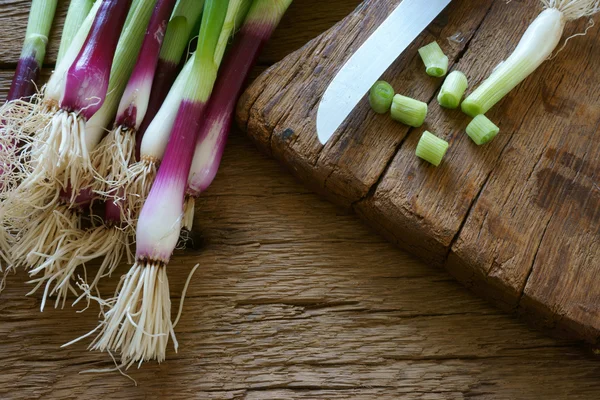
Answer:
[1, 1, 600, 399]
[238, 0, 600, 345]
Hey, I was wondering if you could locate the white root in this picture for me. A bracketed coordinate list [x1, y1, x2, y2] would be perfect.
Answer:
[542, 0, 600, 21]
[121, 158, 158, 225]
[5, 188, 80, 288]
[11, 205, 82, 307]
[71, 225, 135, 306]
[87, 262, 175, 368]
[91, 126, 138, 198]
[28, 223, 134, 310]
[19, 110, 92, 196]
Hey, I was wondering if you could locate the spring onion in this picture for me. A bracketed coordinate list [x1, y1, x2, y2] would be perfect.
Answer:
[7, 0, 58, 102]
[87, 0, 229, 368]
[184, 0, 292, 232]
[416, 131, 449, 166]
[391, 94, 428, 128]
[20, 0, 132, 195]
[126, 0, 249, 216]
[135, 0, 205, 157]
[369, 80, 395, 114]
[466, 114, 499, 145]
[0, 0, 59, 278]
[92, 0, 178, 197]
[4, 0, 155, 307]
[462, 0, 600, 117]
[418, 41, 448, 78]
[56, 0, 95, 65]
[437, 71, 468, 109]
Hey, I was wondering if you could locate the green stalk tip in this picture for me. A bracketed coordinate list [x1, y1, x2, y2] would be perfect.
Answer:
[57, 0, 95, 64]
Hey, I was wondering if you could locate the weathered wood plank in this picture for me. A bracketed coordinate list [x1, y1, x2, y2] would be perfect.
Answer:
[239, 0, 600, 343]
[2, 1, 600, 398]
[357, 1, 546, 265]
[239, 0, 495, 208]
[446, 19, 600, 341]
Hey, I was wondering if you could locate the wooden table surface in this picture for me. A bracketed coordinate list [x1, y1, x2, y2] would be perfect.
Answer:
[1, 1, 600, 399]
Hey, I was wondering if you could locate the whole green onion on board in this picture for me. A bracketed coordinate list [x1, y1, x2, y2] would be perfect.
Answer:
[462, 0, 600, 117]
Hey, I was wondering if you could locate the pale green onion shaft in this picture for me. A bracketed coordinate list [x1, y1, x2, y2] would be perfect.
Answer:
[7, 0, 58, 101]
[438, 71, 468, 109]
[391, 94, 428, 127]
[85, 0, 157, 150]
[214, 0, 253, 65]
[57, 0, 95, 65]
[369, 81, 394, 114]
[466, 115, 499, 145]
[159, 0, 205, 64]
[462, 9, 565, 117]
[45, 0, 102, 104]
[418, 41, 448, 77]
[416, 131, 448, 166]
[22, 0, 57, 64]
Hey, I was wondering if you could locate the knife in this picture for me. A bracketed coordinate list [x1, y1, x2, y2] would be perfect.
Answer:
[316, 0, 452, 144]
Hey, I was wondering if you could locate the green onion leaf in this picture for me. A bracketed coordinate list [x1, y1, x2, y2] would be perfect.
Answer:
[369, 80, 394, 114]
[418, 41, 449, 77]
[466, 115, 499, 145]
[391, 94, 428, 127]
[416, 131, 449, 166]
[438, 71, 468, 109]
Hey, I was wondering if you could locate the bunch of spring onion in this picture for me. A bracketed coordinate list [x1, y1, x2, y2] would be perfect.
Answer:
[79, 0, 230, 368]
[91, 0, 202, 205]
[462, 0, 600, 117]
[1, 0, 291, 369]
[0, 0, 58, 288]
[2, 0, 156, 308]
[123, 0, 253, 217]
[183, 0, 293, 232]
[75, 0, 290, 368]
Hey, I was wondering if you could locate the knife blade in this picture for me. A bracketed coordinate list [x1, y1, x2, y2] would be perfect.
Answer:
[316, 0, 452, 144]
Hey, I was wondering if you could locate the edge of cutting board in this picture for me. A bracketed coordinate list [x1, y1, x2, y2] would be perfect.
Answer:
[236, 0, 600, 345]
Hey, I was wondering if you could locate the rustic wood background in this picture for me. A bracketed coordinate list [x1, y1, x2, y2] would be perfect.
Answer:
[238, 0, 600, 346]
[1, 1, 600, 399]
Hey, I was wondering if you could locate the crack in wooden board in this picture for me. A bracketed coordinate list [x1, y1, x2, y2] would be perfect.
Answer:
[238, 0, 600, 346]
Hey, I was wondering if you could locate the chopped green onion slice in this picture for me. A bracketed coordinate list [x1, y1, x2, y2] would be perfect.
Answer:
[416, 131, 449, 166]
[438, 71, 468, 109]
[466, 115, 499, 145]
[369, 80, 395, 114]
[418, 41, 449, 77]
[391, 94, 428, 128]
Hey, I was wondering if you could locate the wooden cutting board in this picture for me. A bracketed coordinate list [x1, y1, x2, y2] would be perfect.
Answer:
[237, 0, 600, 344]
